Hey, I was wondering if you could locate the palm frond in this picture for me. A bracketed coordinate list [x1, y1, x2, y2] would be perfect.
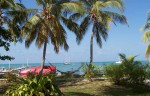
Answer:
[6, 9, 38, 25]
[78, 16, 91, 44]
[36, 0, 45, 7]
[22, 14, 42, 48]
[119, 53, 128, 62]
[35, 24, 47, 49]
[0, 0, 16, 9]
[24, 20, 42, 48]
[61, 16, 79, 39]
[93, 21, 108, 47]
[102, 11, 128, 25]
[80, 0, 97, 6]
[143, 30, 150, 43]
[141, 23, 150, 31]
[49, 15, 69, 52]
[94, 24, 102, 47]
[128, 55, 137, 63]
[15, 3, 26, 9]
[51, 4, 62, 18]
[145, 44, 150, 58]
[147, 11, 150, 21]
[95, 0, 124, 12]
[61, 2, 84, 15]
[69, 13, 83, 21]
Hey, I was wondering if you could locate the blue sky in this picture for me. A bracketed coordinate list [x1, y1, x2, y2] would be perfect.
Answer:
[0, 0, 150, 64]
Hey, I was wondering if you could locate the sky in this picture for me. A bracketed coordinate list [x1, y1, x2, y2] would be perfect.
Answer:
[0, 0, 150, 64]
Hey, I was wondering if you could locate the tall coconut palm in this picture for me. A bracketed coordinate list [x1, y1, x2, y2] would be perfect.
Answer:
[22, 0, 84, 74]
[142, 11, 150, 58]
[0, 0, 36, 60]
[72, 0, 128, 63]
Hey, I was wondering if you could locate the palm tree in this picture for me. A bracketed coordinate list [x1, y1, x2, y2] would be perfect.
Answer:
[22, 0, 84, 74]
[142, 11, 150, 58]
[73, 0, 128, 63]
[0, 0, 35, 60]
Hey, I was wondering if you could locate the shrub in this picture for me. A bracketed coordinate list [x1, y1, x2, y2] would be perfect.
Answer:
[146, 65, 150, 79]
[82, 63, 101, 81]
[104, 54, 150, 85]
[26, 71, 37, 79]
[104, 64, 124, 84]
[5, 75, 63, 96]
[4, 72, 18, 82]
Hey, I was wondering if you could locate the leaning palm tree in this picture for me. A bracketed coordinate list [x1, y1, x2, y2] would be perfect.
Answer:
[72, 0, 128, 63]
[0, 0, 35, 60]
[142, 11, 150, 58]
[22, 0, 84, 74]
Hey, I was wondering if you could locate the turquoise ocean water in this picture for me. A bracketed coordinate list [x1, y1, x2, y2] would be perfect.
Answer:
[0, 62, 113, 71]
[0, 61, 148, 72]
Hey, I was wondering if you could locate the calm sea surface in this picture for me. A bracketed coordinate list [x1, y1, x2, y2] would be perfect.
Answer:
[0, 61, 148, 72]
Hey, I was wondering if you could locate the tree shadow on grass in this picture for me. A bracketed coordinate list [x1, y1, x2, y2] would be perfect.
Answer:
[64, 92, 93, 96]
[99, 85, 150, 96]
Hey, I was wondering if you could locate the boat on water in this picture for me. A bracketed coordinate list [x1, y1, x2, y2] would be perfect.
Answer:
[64, 57, 71, 65]
[116, 61, 122, 64]
[19, 66, 56, 77]
[116, 57, 122, 64]
[64, 62, 71, 65]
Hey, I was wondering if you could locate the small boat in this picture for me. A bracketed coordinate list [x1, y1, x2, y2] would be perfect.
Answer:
[116, 57, 122, 64]
[64, 62, 71, 65]
[116, 61, 122, 64]
[64, 57, 71, 65]
[19, 66, 56, 77]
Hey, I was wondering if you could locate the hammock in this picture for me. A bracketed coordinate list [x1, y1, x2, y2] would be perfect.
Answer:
[46, 59, 83, 75]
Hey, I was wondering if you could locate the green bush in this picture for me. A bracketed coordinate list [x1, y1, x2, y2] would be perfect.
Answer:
[4, 72, 18, 82]
[5, 75, 63, 96]
[146, 65, 150, 79]
[104, 54, 150, 85]
[82, 63, 101, 81]
[26, 71, 37, 79]
[104, 64, 124, 84]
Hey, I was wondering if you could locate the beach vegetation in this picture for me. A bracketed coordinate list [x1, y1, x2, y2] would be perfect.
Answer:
[82, 63, 101, 81]
[104, 53, 150, 85]
[5, 74, 63, 96]
[21, 0, 84, 74]
[26, 71, 37, 79]
[72, 0, 128, 63]
[4, 72, 18, 82]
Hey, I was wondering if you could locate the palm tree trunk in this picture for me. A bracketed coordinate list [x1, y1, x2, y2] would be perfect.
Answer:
[90, 31, 94, 64]
[39, 40, 47, 76]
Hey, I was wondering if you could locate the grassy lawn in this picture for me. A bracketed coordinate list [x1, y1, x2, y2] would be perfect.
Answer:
[0, 77, 150, 96]
[60, 80, 150, 96]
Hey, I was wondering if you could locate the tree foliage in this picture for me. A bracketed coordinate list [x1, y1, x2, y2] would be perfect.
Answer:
[5, 75, 63, 96]
[82, 63, 101, 81]
[0, 0, 36, 61]
[74, 0, 128, 46]
[21, 0, 84, 73]
[142, 11, 150, 57]
[69, 0, 128, 63]
[105, 54, 149, 85]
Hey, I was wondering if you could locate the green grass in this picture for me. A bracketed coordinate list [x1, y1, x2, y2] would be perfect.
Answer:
[60, 80, 150, 96]
[1, 77, 150, 96]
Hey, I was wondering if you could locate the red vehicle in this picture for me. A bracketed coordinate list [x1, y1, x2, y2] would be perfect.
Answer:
[19, 66, 56, 77]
